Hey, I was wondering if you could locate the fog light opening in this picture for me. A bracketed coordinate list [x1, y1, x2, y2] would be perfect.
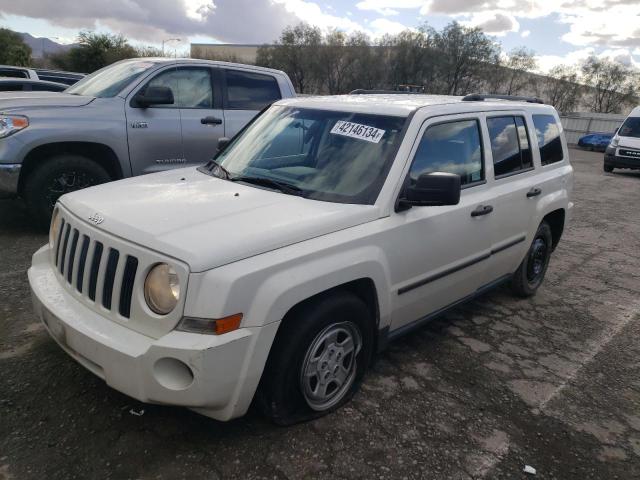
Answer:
[153, 357, 194, 391]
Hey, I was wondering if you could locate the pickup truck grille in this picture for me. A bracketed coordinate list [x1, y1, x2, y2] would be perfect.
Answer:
[53, 214, 138, 319]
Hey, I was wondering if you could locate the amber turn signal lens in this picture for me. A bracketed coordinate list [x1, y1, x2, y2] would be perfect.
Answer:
[214, 313, 243, 335]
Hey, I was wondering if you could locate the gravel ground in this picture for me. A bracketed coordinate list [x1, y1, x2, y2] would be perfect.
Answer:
[1, 148, 639, 480]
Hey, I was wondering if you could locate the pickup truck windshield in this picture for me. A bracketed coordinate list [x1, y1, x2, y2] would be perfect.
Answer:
[66, 60, 159, 98]
[214, 106, 407, 205]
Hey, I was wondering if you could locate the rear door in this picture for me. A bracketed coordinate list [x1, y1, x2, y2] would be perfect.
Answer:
[125, 65, 183, 175]
[222, 69, 282, 138]
[483, 112, 539, 280]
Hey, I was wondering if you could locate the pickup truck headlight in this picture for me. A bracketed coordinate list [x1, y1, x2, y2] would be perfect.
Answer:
[610, 136, 619, 148]
[144, 263, 180, 315]
[0, 115, 29, 138]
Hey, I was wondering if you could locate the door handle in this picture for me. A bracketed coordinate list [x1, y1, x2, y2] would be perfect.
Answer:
[471, 205, 493, 217]
[201, 116, 223, 125]
[526, 187, 542, 198]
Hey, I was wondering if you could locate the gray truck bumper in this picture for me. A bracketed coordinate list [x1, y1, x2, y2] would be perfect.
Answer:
[0, 164, 21, 198]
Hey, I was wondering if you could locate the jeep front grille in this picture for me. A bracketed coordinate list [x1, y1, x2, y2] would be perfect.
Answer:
[52, 213, 139, 319]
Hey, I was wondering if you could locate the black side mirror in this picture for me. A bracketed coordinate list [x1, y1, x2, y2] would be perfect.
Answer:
[398, 172, 461, 210]
[134, 86, 174, 108]
[217, 137, 231, 152]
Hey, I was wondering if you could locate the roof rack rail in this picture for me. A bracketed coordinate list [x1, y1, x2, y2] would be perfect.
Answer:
[462, 93, 544, 104]
[349, 89, 423, 95]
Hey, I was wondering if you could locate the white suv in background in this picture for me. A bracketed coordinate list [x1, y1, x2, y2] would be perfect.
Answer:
[604, 105, 640, 172]
[29, 92, 573, 425]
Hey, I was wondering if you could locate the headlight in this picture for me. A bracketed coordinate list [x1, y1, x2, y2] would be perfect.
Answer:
[610, 136, 619, 147]
[49, 208, 61, 247]
[144, 263, 180, 315]
[0, 115, 29, 138]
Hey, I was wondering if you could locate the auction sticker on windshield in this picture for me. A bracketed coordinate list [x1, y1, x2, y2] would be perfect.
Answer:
[330, 121, 386, 143]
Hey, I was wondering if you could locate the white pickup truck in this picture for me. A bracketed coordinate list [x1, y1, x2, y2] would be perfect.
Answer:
[29, 92, 573, 425]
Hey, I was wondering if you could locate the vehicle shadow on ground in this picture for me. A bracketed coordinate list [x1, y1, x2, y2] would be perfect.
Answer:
[0, 199, 45, 236]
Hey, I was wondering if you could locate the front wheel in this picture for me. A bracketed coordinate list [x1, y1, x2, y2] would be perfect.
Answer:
[604, 164, 614, 173]
[511, 221, 553, 297]
[257, 292, 374, 425]
[23, 155, 111, 229]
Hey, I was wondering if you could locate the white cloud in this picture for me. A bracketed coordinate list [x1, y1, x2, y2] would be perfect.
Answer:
[460, 12, 519, 36]
[356, 0, 425, 16]
[521, 29, 530, 38]
[535, 47, 640, 73]
[369, 18, 413, 36]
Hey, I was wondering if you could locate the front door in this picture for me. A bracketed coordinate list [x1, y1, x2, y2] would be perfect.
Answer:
[388, 115, 496, 332]
[125, 65, 183, 175]
[175, 66, 225, 166]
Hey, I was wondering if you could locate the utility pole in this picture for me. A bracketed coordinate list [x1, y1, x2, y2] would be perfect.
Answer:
[162, 38, 181, 56]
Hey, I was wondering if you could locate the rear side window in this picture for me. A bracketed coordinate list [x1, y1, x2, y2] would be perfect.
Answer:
[0, 83, 23, 91]
[0, 69, 28, 79]
[532, 114, 564, 165]
[225, 70, 281, 110]
[618, 116, 640, 139]
[409, 119, 484, 187]
[487, 116, 533, 177]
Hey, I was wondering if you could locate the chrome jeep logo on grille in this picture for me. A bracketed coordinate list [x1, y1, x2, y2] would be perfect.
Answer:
[88, 213, 104, 225]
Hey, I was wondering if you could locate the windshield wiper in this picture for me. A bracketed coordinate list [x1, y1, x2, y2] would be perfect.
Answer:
[231, 175, 305, 196]
[205, 159, 232, 179]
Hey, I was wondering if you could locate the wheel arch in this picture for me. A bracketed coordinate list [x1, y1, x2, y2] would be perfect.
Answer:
[542, 208, 565, 250]
[18, 142, 123, 194]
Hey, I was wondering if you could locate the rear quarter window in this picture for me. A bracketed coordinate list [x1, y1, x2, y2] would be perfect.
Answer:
[533, 114, 564, 165]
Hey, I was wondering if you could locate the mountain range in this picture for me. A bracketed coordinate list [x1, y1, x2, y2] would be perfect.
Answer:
[18, 32, 76, 58]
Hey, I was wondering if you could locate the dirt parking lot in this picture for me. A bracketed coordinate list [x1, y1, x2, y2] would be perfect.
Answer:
[1, 148, 639, 480]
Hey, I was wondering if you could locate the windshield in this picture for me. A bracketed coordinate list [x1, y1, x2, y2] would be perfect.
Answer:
[213, 106, 407, 204]
[618, 117, 640, 138]
[66, 60, 159, 98]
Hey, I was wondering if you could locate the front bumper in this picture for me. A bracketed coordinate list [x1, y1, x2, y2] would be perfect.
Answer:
[28, 245, 279, 421]
[605, 148, 640, 169]
[0, 163, 20, 198]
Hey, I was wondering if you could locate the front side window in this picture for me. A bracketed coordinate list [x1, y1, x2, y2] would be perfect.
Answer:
[144, 67, 213, 108]
[487, 116, 533, 177]
[0, 69, 28, 78]
[0, 83, 23, 91]
[225, 70, 281, 110]
[213, 106, 407, 204]
[532, 114, 564, 165]
[409, 119, 483, 187]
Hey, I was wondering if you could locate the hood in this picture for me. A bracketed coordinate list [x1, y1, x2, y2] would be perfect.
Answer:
[617, 135, 640, 150]
[0, 92, 94, 112]
[60, 168, 380, 272]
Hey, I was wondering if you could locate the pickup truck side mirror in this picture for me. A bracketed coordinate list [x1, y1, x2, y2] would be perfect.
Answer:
[398, 172, 461, 210]
[134, 86, 174, 108]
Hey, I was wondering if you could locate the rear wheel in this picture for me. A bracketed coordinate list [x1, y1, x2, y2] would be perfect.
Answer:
[23, 155, 111, 229]
[257, 291, 374, 425]
[511, 221, 553, 297]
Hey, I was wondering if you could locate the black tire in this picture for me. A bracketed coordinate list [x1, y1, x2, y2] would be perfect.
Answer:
[511, 221, 553, 298]
[604, 164, 614, 173]
[257, 291, 374, 425]
[23, 155, 111, 229]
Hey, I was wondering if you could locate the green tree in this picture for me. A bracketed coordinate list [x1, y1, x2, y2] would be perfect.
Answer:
[256, 23, 322, 93]
[0, 28, 32, 66]
[51, 31, 137, 73]
[543, 65, 582, 113]
[581, 56, 638, 113]
[503, 47, 538, 95]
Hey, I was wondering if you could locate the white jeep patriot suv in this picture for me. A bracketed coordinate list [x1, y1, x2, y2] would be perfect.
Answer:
[29, 92, 573, 424]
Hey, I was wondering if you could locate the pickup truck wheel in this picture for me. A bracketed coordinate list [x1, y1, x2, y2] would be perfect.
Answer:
[511, 221, 553, 297]
[24, 155, 111, 229]
[257, 292, 374, 425]
[604, 164, 614, 173]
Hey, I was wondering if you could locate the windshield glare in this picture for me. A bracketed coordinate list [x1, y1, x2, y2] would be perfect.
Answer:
[216, 106, 407, 204]
[65, 60, 159, 98]
[619, 117, 640, 138]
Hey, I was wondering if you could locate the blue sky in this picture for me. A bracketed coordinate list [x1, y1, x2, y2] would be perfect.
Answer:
[0, 0, 638, 72]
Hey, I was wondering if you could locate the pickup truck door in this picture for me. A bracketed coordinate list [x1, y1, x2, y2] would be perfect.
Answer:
[388, 115, 497, 333]
[482, 113, 540, 280]
[220, 68, 282, 139]
[125, 65, 184, 175]
[175, 66, 225, 166]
